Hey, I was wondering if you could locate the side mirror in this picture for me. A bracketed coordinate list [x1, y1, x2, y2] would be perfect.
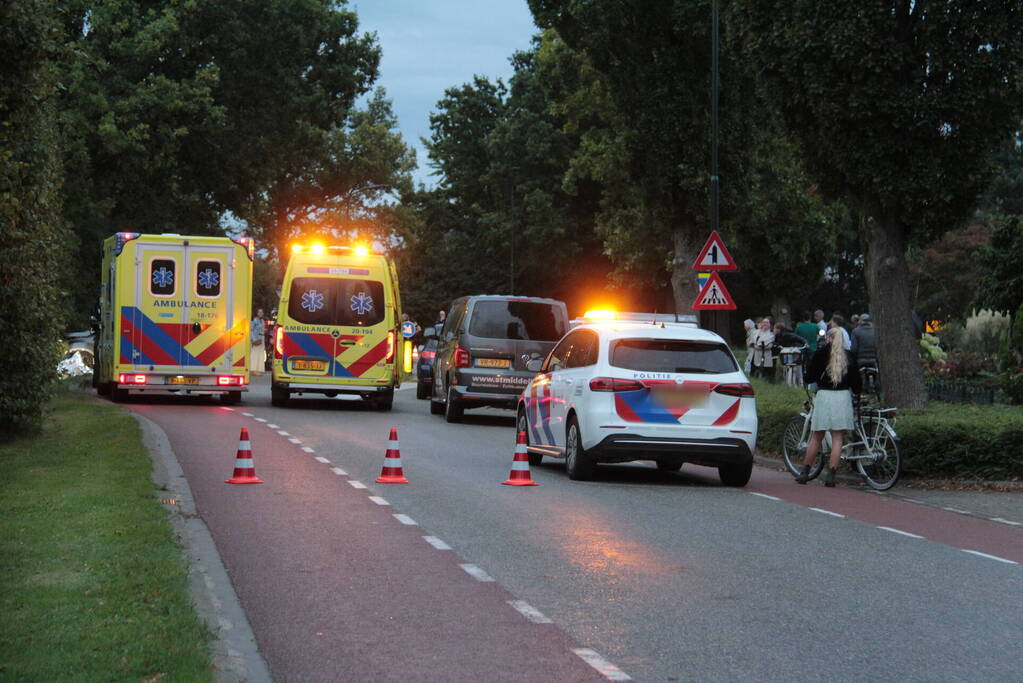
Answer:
[526, 358, 543, 373]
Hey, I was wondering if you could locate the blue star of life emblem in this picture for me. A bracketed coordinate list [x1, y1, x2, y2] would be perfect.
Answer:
[350, 291, 374, 315]
[152, 267, 174, 287]
[198, 268, 219, 289]
[302, 289, 325, 313]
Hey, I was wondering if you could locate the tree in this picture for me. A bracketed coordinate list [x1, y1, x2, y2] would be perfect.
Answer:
[909, 224, 991, 323]
[0, 0, 72, 434]
[58, 0, 381, 324]
[737, 1, 1023, 409]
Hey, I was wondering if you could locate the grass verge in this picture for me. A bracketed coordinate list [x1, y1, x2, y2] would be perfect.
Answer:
[0, 390, 212, 681]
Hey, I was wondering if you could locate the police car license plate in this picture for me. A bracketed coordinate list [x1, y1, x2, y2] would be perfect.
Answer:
[476, 358, 510, 368]
[167, 377, 199, 385]
[655, 387, 707, 407]
[293, 360, 326, 371]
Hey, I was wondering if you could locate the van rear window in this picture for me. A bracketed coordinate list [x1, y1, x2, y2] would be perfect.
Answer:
[468, 301, 565, 341]
[288, 277, 385, 327]
[611, 339, 737, 374]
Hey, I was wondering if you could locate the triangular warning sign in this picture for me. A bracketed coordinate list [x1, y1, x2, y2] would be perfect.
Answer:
[691, 272, 737, 311]
[692, 231, 738, 271]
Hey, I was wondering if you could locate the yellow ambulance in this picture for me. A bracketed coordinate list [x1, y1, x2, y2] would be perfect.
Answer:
[93, 232, 254, 403]
[271, 243, 403, 410]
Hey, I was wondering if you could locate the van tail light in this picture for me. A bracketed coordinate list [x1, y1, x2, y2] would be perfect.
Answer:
[454, 346, 470, 368]
[422, 350, 436, 360]
[119, 373, 147, 385]
[217, 375, 245, 386]
[275, 326, 284, 358]
[385, 330, 396, 362]
[589, 377, 644, 392]
[714, 382, 755, 397]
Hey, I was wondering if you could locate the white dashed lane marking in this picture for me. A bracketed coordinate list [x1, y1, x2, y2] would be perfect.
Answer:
[393, 514, 417, 525]
[368, 496, 390, 506]
[809, 507, 845, 518]
[242, 412, 253, 417]
[348, 480, 367, 489]
[301, 447, 315, 453]
[508, 600, 553, 624]
[331, 467, 348, 476]
[277, 430, 290, 436]
[748, 492, 780, 501]
[459, 564, 494, 582]
[961, 550, 1018, 565]
[266, 423, 279, 429]
[254, 418, 267, 423]
[876, 526, 924, 539]
[572, 648, 632, 681]
[314, 456, 330, 464]
[422, 536, 451, 550]
[288, 438, 302, 444]
[221, 407, 234, 411]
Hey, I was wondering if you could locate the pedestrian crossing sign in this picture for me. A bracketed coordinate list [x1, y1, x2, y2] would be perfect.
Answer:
[692, 231, 738, 271]
[691, 271, 736, 310]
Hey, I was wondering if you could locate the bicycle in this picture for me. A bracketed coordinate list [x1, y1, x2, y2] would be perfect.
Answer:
[778, 344, 808, 388]
[781, 386, 901, 490]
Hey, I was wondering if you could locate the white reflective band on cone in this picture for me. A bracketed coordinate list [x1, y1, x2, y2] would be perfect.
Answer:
[238, 441, 251, 450]
[384, 457, 403, 466]
[388, 441, 400, 449]
[511, 461, 530, 471]
[515, 445, 527, 454]
[234, 459, 254, 468]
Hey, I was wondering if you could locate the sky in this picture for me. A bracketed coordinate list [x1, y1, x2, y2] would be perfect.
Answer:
[351, 0, 539, 188]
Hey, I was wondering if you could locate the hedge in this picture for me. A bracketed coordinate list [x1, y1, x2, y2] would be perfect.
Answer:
[750, 379, 1023, 480]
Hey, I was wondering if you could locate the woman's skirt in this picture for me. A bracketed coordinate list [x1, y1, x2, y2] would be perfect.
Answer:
[250, 343, 266, 373]
[811, 389, 854, 431]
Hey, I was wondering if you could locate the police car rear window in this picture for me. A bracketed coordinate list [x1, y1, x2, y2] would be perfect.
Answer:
[611, 339, 737, 374]
[468, 301, 565, 341]
[288, 277, 385, 327]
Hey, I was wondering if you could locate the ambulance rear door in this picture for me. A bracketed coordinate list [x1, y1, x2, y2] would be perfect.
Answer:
[183, 243, 242, 372]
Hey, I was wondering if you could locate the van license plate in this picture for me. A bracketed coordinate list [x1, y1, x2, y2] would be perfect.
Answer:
[476, 358, 510, 368]
[293, 360, 326, 371]
[167, 377, 199, 385]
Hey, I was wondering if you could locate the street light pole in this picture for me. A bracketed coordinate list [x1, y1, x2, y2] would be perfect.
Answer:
[711, 0, 719, 237]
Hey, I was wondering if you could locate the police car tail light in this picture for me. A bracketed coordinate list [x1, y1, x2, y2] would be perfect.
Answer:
[589, 377, 643, 392]
[385, 330, 396, 362]
[275, 326, 284, 358]
[454, 346, 470, 368]
[217, 375, 245, 386]
[119, 373, 147, 385]
[714, 382, 755, 397]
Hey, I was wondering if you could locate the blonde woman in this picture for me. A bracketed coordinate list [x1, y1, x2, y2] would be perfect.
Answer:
[795, 327, 863, 486]
[748, 317, 775, 381]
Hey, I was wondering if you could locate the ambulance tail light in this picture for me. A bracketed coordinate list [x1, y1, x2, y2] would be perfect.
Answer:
[119, 373, 147, 385]
[454, 346, 470, 368]
[385, 330, 396, 362]
[217, 375, 246, 386]
[714, 382, 755, 397]
[275, 326, 284, 358]
[588, 377, 644, 392]
[231, 235, 255, 260]
[113, 232, 141, 256]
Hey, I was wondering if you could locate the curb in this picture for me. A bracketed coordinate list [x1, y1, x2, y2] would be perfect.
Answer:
[135, 413, 273, 683]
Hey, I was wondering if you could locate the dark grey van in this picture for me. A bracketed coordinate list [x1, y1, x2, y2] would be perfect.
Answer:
[430, 295, 569, 422]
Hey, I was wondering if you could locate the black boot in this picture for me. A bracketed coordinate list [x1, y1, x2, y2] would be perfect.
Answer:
[823, 467, 836, 487]
[795, 464, 811, 484]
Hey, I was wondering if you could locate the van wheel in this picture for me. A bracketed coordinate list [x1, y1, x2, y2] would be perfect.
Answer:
[719, 461, 753, 487]
[444, 384, 463, 423]
[372, 388, 394, 411]
[110, 387, 130, 403]
[271, 385, 289, 407]
[565, 416, 594, 481]
[517, 409, 542, 467]
[220, 391, 241, 405]
[416, 382, 429, 400]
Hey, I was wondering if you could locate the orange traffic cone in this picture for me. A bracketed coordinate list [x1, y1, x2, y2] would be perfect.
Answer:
[226, 427, 264, 484]
[502, 431, 538, 486]
[375, 428, 408, 484]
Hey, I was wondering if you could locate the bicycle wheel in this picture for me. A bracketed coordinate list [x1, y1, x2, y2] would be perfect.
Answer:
[856, 417, 901, 490]
[782, 415, 823, 480]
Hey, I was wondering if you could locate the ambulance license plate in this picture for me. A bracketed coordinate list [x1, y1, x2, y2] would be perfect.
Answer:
[476, 358, 510, 368]
[293, 360, 326, 371]
[167, 377, 199, 385]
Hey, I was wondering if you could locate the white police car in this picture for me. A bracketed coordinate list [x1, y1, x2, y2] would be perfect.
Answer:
[516, 312, 757, 485]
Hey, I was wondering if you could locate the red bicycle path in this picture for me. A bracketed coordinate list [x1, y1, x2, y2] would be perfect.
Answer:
[133, 403, 606, 683]
[746, 463, 1023, 564]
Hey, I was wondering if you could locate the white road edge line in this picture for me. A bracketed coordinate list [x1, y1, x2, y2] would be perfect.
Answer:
[301, 447, 315, 453]
[572, 648, 632, 681]
[254, 418, 267, 423]
[288, 438, 302, 444]
[368, 496, 389, 506]
[961, 549, 1018, 565]
[943, 506, 971, 515]
[331, 467, 348, 476]
[422, 536, 451, 550]
[393, 514, 417, 525]
[241, 412, 253, 417]
[876, 526, 924, 539]
[508, 600, 553, 624]
[990, 517, 1022, 527]
[748, 492, 780, 501]
[266, 424, 279, 429]
[277, 430, 290, 436]
[459, 564, 494, 582]
[809, 507, 845, 518]
[314, 456, 330, 464]
[348, 480, 367, 489]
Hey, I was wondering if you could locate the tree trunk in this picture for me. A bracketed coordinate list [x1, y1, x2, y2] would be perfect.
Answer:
[670, 222, 700, 318]
[771, 297, 792, 328]
[864, 215, 928, 410]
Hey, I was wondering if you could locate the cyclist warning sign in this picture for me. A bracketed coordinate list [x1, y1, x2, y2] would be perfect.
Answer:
[692, 231, 738, 271]
[691, 271, 737, 310]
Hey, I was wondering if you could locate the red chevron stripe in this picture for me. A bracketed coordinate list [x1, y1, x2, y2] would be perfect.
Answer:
[195, 327, 237, 366]
[345, 338, 389, 377]
[121, 314, 178, 365]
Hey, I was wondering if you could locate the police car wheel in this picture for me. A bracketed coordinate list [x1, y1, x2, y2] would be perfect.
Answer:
[656, 457, 684, 472]
[565, 416, 594, 481]
[718, 461, 753, 487]
[444, 384, 463, 423]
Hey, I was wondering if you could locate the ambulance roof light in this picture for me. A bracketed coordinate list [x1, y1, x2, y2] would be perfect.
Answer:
[113, 232, 141, 256]
[231, 235, 255, 260]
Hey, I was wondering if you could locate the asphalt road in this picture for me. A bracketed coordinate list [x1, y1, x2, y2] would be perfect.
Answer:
[131, 377, 1023, 682]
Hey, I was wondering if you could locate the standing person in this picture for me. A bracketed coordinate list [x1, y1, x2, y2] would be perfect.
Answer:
[794, 312, 820, 352]
[813, 309, 827, 334]
[250, 308, 266, 376]
[795, 327, 862, 487]
[742, 319, 756, 373]
[434, 308, 446, 332]
[748, 318, 775, 381]
[829, 314, 852, 350]
[851, 314, 878, 368]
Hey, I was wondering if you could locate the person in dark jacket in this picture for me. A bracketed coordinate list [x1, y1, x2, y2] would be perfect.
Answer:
[850, 314, 878, 367]
[795, 327, 862, 487]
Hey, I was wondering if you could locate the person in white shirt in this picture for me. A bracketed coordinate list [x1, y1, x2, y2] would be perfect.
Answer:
[829, 314, 852, 351]
[814, 309, 827, 334]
